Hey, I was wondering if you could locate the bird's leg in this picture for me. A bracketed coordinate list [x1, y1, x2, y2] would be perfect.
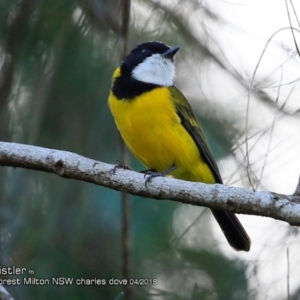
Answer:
[144, 165, 177, 188]
[140, 169, 155, 173]
[113, 160, 132, 174]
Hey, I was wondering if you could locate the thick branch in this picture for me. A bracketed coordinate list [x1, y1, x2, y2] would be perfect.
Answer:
[0, 142, 300, 225]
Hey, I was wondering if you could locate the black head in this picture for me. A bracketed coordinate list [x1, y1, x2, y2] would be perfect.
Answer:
[121, 41, 179, 76]
[112, 42, 179, 98]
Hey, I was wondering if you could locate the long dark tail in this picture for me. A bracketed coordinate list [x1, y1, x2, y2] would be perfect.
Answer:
[211, 209, 251, 251]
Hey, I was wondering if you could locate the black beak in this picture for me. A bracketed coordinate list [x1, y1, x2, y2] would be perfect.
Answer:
[162, 46, 180, 59]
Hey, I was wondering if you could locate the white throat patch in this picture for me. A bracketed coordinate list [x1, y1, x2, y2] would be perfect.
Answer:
[131, 54, 175, 86]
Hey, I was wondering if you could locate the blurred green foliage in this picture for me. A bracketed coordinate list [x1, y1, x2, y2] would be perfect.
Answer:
[0, 0, 251, 299]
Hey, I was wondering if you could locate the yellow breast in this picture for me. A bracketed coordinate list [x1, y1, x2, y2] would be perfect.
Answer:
[108, 79, 215, 183]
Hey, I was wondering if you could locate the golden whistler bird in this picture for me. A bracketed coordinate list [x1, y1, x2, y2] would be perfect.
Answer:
[108, 41, 251, 251]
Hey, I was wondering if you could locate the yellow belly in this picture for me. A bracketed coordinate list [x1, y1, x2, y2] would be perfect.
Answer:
[108, 87, 215, 183]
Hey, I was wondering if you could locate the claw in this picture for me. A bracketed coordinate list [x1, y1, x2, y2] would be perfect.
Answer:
[144, 165, 177, 188]
[113, 160, 132, 174]
[144, 171, 163, 188]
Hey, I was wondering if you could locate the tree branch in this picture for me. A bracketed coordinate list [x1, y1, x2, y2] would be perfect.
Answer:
[0, 141, 300, 225]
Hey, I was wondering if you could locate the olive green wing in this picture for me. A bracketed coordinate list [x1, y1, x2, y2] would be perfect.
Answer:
[170, 86, 251, 252]
[169, 85, 223, 184]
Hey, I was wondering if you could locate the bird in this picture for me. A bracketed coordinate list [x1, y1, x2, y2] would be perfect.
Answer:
[108, 41, 251, 251]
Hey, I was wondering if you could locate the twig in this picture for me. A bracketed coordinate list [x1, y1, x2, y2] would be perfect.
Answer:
[285, 0, 300, 58]
[120, 1, 131, 299]
[246, 26, 300, 190]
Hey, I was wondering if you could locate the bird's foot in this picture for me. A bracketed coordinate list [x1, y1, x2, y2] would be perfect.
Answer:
[144, 165, 177, 188]
[113, 160, 132, 174]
